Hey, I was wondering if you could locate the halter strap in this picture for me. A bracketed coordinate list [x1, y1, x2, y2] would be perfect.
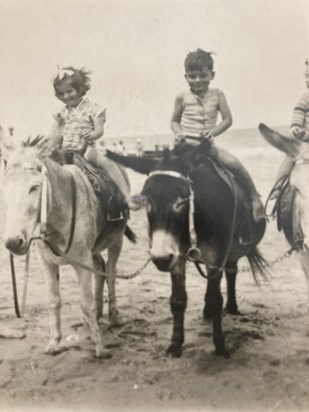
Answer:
[148, 169, 197, 248]
[40, 164, 77, 255]
[149, 170, 191, 184]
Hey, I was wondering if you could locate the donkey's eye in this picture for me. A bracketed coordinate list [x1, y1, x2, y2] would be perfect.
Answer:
[29, 185, 40, 194]
[172, 197, 188, 213]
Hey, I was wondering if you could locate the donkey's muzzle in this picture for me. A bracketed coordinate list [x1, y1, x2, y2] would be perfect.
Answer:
[152, 254, 175, 272]
[5, 235, 27, 255]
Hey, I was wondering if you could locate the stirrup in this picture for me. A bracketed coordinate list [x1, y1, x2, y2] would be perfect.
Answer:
[107, 196, 125, 222]
[107, 212, 124, 222]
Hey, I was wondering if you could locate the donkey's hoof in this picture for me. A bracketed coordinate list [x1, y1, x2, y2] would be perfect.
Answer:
[203, 306, 212, 321]
[96, 345, 112, 359]
[224, 306, 241, 316]
[109, 316, 124, 329]
[215, 347, 230, 358]
[44, 341, 63, 355]
[166, 343, 182, 358]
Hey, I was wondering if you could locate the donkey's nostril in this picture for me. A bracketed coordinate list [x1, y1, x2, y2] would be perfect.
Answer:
[152, 254, 174, 271]
[5, 235, 26, 254]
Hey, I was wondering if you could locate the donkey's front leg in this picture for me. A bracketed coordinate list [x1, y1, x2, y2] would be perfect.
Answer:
[106, 239, 123, 327]
[41, 260, 63, 354]
[166, 257, 187, 358]
[206, 270, 230, 358]
[75, 265, 111, 358]
[93, 254, 106, 321]
[225, 261, 241, 315]
[299, 251, 309, 313]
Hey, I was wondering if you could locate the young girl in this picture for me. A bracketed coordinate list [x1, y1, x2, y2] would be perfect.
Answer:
[171, 49, 265, 221]
[49, 66, 136, 210]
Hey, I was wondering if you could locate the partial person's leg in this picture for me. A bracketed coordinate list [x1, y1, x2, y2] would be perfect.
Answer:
[85, 148, 137, 210]
[214, 146, 265, 221]
[270, 155, 295, 199]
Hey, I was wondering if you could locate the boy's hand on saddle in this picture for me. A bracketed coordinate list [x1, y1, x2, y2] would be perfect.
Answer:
[295, 131, 309, 142]
[200, 131, 214, 143]
[291, 127, 309, 141]
[174, 133, 186, 144]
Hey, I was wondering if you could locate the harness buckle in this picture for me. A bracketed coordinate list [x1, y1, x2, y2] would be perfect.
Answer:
[106, 196, 125, 222]
[107, 212, 124, 222]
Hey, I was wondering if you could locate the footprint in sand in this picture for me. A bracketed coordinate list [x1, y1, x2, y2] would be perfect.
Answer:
[0, 324, 25, 339]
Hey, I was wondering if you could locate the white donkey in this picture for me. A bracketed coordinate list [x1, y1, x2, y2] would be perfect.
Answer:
[0, 128, 135, 358]
[259, 123, 309, 306]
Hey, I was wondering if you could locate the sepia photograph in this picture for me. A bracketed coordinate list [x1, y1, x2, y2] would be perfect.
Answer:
[0, 0, 308, 411]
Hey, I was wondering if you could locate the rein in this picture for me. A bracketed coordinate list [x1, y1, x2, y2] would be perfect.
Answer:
[40, 164, 77, 255]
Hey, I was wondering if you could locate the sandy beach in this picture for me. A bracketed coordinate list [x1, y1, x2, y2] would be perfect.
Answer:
[0, 128, 309, 412]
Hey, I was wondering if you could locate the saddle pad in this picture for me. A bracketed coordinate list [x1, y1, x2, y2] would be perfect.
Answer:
[277, 183, 295, 242]
[195, 156, 253, 243]
[206, 156, 250, 210]
[58, 150, 125, 218]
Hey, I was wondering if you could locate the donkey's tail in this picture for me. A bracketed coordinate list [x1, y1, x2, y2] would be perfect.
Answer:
[247, 247, 271, 285]
[125, 225, 137, 243]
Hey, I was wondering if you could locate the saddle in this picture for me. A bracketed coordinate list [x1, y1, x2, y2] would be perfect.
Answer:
[191, 147, 254, 245]
[53, 149, 126, 221]
[208, 156, 254, 244]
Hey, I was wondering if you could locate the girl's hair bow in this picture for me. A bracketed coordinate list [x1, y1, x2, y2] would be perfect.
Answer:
[55, 65, 75, 80]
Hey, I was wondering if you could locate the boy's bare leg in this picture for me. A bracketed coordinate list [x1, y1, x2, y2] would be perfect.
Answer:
[214, 146, 265, 221]
[270, 155, 295, 199]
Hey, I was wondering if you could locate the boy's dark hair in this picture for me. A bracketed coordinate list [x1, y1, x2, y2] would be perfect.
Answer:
[184, 49, 214, 72]
[53, 66, 91, 97]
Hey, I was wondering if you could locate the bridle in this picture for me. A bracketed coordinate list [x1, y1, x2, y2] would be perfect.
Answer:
[146, 167, 238, 278]
[6, 161, 77, 255]
[38, 163, 77, 256]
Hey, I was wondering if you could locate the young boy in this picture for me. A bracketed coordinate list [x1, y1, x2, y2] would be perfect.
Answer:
[271, 90, 309, 199]
[171, 48, 265, 221]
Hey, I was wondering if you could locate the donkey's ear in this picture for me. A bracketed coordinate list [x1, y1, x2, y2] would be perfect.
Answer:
[259, 123, 300, 157]
[0, 125, 16, 159]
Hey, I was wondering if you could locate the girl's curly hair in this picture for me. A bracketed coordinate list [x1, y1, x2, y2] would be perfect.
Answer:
[53, 66, 92, 97]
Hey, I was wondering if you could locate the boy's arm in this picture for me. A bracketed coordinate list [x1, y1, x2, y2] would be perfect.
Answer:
[290, 93, 307, 138]
[171, 93, 185, 139]
[208, 90, 232, 137]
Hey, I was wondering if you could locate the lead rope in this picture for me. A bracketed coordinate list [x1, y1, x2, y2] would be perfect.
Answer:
[20, 251, 30, 316]
[8, 163, 48, 319]
[9, 253, 21, 318]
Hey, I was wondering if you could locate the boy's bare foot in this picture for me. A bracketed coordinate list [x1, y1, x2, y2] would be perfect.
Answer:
[252, 196, 266, 222]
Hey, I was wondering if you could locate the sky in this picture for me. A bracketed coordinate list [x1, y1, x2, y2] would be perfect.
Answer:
[0, 0, 308, 138]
